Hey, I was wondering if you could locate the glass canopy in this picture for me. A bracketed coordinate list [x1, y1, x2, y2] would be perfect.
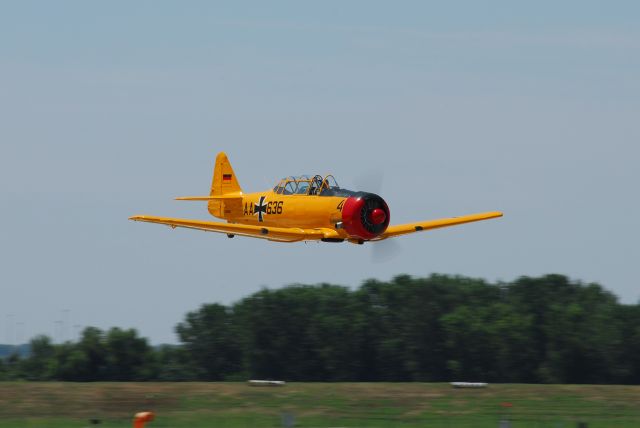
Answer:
[272, 175, 340, 196]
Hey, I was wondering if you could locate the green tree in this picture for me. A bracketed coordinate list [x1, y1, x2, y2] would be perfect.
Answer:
[155, 345, 199, 381]
[234, 284, 360, 380]
[615, 305, 640, 383]
[51, 342, 88, 381]
[20, 335, 55, 380]
[4, 273, 634, 384]
[105, 327, 156, 380]
[0, 357, 6, 380]
[51, 327, 107, 381]
[4, 353, 23, 380]
[176, 303, 242, 380]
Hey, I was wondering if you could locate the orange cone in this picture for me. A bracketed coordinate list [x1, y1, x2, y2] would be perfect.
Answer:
[133, 411, 155, 428]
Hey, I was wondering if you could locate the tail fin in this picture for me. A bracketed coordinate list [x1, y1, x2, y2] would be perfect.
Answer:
[210, 152, 242, 196]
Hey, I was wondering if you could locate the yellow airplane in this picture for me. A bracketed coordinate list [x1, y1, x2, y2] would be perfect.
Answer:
[130, 152, 502, 243]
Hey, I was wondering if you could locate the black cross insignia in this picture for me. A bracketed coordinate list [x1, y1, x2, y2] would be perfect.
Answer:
[254, 196, 267, 222]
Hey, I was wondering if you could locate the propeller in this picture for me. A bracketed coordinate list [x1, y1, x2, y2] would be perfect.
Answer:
[371, 237, 402, 263]
[352, 169, 403, 263]
[353, 169, 384, 195]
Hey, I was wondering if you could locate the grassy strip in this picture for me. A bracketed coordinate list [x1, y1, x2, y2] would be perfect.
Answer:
[0, 383, 639, 427]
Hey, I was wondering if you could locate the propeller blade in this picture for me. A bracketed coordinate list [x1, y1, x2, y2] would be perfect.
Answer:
[354, 169, 384, 194]
[371, 238, 402, 263]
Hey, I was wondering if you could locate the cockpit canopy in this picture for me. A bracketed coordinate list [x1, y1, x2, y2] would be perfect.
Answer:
[273, 174, 340, 196]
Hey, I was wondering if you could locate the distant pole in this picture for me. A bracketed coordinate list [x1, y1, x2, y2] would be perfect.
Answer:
[16, 322, 25, 346]
[62, 309, 70, 342]
[74, 324, 82, 341]
[6, 314, 13, 346]
[54, 320, 62, 344]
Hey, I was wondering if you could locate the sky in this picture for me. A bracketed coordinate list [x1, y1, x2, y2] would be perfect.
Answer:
[1, 1, 639, 344]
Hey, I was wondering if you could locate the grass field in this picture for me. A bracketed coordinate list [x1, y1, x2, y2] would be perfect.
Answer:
[1, 382, 639, 428]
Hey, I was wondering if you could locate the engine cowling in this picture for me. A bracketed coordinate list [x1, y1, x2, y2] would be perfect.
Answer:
[341, 193, 390, 240]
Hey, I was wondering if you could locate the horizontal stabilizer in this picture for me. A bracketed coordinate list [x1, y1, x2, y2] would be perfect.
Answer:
[175, 193, 242, 201]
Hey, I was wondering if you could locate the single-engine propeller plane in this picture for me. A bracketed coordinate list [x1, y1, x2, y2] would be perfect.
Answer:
[130, 152, 502, 243]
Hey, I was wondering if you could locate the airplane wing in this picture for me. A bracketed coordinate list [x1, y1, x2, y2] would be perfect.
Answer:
[129, 215, 340, 242]
[377, 211, 503, 240]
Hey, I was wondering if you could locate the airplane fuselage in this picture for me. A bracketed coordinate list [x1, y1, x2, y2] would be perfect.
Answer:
[209, 191, 347, 230]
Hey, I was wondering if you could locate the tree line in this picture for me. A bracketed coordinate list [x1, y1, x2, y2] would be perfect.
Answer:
[1, 274, 639, 383]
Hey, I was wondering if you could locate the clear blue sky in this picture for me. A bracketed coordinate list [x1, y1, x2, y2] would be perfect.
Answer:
[1, 1, 639, 344]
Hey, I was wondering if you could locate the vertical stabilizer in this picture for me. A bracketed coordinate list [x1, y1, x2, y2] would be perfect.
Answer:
[208, 152, 243, 219]
[210, 152, 242, 196]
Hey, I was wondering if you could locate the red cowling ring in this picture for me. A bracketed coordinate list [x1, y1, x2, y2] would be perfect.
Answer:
[341, 196, 378, 240]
